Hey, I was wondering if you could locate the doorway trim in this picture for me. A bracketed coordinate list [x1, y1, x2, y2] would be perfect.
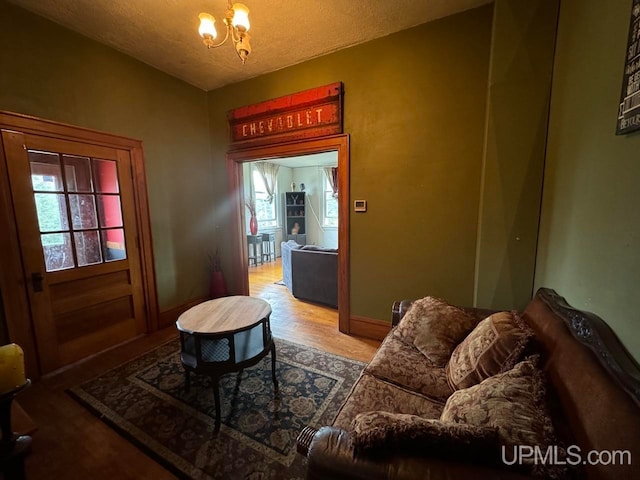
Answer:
[0, 111, 159, 378]
[226, 134, 350, 333]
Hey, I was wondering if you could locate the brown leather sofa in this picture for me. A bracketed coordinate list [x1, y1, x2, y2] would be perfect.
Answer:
[296, 288, 640, 479]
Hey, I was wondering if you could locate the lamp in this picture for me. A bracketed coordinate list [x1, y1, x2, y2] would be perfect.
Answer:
[198, 2, 252, 64]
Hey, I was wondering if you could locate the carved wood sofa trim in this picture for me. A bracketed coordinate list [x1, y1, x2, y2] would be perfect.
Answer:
[536, 287, 640, 406]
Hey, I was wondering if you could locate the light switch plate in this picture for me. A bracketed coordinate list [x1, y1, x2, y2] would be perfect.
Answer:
[354, 200, 367, 212]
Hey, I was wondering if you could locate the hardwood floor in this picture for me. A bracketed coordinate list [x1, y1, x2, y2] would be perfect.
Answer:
[249, 258, 380, 362]
[19, 259, 380, 479]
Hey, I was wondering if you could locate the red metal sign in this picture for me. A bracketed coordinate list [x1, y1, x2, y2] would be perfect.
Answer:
[227, 82, 343, 148]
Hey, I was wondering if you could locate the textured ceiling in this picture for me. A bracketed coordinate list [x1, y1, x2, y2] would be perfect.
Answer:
[6, 0, 492, 91]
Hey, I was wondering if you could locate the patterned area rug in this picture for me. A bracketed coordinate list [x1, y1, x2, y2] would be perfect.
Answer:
[68, 338, 364, 480]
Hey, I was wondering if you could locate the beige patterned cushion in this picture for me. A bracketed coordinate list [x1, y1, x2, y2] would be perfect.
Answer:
[364, 334, 453, 400]
[332, 373, 444, 430]
[446, 311, 532, 390]
[441, 358, 567, 478]
[351, 411, 499, 460]
[394, 296, 478, 367]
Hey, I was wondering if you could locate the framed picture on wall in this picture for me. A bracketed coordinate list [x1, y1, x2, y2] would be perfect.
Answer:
[617, 0, 640, 135]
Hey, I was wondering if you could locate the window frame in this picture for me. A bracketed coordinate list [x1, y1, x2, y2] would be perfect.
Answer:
[321, 170, 338, 228]
[250, 168, 278, 229]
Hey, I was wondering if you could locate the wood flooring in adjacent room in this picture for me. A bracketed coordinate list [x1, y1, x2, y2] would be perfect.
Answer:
[20, 258, 380, 479]
[249, 257, 380, 362]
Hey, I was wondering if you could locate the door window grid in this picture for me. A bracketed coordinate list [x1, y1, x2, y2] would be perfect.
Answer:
[29, 150, 127, 271]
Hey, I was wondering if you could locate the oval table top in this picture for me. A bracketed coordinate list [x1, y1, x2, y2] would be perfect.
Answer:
[176, 296, 272, 334]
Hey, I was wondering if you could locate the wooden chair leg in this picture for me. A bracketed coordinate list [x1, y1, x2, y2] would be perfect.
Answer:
[184, 369, 191, 392]
[233, 369, 243, 395]
[271, 343, 278, 392]
[0, 435, 30, 480]
[212, 376, 221, 432]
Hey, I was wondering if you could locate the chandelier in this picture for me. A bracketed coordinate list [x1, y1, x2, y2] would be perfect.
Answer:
[198, 2, 252, 64]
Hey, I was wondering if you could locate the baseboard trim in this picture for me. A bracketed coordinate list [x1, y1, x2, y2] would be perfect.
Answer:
[349, 315, 391, 341]
[158, 297, 208, 328]
[159, 300, 392, 341]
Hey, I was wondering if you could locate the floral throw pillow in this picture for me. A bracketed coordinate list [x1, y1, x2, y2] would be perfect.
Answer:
[351, 411, 499, 461]
[446, 311, 533, 389]
[441, 358, 568, 479]
[394, 296, 478, 367]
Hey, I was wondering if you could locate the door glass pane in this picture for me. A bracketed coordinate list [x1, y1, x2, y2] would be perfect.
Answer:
[69, 194, 98, 230]
[92, 159, 119, 193]
[97, 195, 123, 228]
[41, 233, 74, 271]
[29, 151, 63, 192]
[101, 229, 126, 261]
[74, 231, 102, 266]
[63, 155, 93, 192]
[28, 151, 129, 269]
[34, 193, 69, 232]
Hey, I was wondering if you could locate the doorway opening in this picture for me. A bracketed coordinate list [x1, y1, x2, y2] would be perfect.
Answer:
[226, 134, 350, 333]
[243, 152, 339, 331]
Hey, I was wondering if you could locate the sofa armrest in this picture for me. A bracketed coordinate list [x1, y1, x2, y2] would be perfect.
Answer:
[291, 249, 338, 307]
[391, 300, 499, 327]
[296, 425, 318, 456]
[304, 427, 390, 480]
[391, 300, 414, 327]
[303, 426, 531, 480]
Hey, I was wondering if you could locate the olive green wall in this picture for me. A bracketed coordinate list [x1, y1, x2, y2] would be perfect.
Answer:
[535, 0, 640, 361]
[474, 0, 559, 311]
[207, 6, 494, 319]
[0, 1, 214, 311]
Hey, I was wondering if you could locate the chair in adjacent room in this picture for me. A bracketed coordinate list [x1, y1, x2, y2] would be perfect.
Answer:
[261, 233, 275, 263]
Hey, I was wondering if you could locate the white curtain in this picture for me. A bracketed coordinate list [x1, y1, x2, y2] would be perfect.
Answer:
[255, 162, 280, 204]
[324, 167, 338, 197]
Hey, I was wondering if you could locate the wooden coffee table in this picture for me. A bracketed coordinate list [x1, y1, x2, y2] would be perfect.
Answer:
[176, 296, 278, 431]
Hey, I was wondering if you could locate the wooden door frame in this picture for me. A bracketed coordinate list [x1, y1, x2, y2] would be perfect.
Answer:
[226, 134, 350, 333]
[0, 111, 158, 378]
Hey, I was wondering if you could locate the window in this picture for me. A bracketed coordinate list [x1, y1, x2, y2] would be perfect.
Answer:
[29, 151, 127, 272]
[252, 169, 277, 228]
[323, 175, 338, 227]
[32, 172, 65, 246]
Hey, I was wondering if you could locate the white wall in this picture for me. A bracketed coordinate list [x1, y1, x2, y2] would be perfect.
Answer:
[275, 166, 293, 256]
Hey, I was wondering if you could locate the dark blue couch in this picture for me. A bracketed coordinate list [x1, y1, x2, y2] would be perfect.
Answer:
[281, 240, 338, 308]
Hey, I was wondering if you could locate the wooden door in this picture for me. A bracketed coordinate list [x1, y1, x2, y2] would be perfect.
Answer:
[2, 130, 147, 372]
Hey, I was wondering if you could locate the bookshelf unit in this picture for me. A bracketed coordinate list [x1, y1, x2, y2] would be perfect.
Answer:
[283, 191, 306, 245]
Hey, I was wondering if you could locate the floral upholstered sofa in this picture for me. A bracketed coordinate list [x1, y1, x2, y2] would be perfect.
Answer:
[297, 288, 640, 480]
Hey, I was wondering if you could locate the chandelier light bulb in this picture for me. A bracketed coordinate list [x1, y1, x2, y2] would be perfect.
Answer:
[231, 3, 250, 32]
[198, 13, 217, 41]
[197, 3, 251, 63]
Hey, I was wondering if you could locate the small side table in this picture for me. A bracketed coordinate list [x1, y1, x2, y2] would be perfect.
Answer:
[261, 233, 275, 262]
[176, 296, 278, 432]
[247, 235, 263, 266]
